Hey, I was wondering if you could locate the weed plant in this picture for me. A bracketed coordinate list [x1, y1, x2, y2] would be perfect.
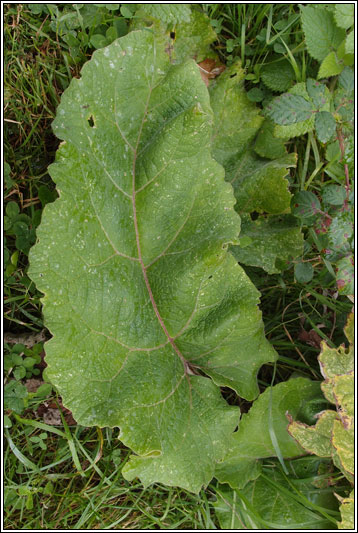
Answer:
[4, 3, 353, 529]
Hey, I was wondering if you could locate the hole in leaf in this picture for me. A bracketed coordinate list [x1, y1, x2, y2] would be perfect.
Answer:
[88, 115, 95, 128]
[251, 211, 259, 221]
[230, 73, 237, 78]
[170, 31, 175, 39]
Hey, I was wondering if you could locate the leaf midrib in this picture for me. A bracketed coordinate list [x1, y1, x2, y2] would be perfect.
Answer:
[131, 82, 191, 376]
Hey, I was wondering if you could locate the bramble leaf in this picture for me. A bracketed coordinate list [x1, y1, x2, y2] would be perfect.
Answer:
[273, 83, 316, 140]
[335, 256, 354, 295]
[261, 60, 295, 92]
[265, 93, 314, 125]
[301, 6, 346, 61]
[315, 111, 336, 144]
[306, 79, 327, 109]
[28, 32, 278, 492]
[318, 51, 344, 79]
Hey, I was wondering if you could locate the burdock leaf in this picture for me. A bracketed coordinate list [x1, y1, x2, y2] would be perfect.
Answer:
[28, 31, 276, 492]
[215, 378, 323, 489]
[231, 215, 303, 274]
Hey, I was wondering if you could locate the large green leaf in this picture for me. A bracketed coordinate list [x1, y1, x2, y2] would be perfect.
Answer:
[215, 378, 324, 489]
[231, 215, 303, 274]
[214, 458, 338, 530]
[28, 31, 277, 492]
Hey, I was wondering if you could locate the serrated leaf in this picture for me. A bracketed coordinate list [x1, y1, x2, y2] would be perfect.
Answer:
[336, 256, 354, 295]
[306, 79, 328, 109]
[328, 212, 353, 250]
[315, 111, 336, 143]
[28, 32, 278, 493]
[338, 66, 354, 93]
[345, 30, 354, 55]
[254, 120, 287, 160]
[231, 215, 303, 274]
[294, 261, 314, 283]
[301, 7, 346, 61]
[273, 83, 316, 140]
[261, 60, 295, 92]
[210, 62, 263, 169]
[334, 4, 354, 29]
[291, 191, 321, 222]
[318, 51, 344, 79]
[265, 93, 314, 125]
[214, 459, 338, 530]
[140, 4, 192, 24]
[215, 378, 323, 489]
[322, 185, 346, 206]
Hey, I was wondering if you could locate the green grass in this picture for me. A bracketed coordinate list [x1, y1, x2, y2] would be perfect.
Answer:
[4, 3, 353, 529]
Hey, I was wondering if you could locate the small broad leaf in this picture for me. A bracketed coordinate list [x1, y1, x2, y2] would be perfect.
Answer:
[334, 4, 354, 29]
[28, 31, 277, 493]
[90, 34, 109, 49]
[345, 30, 354, 55]
[261, 60, 295, 92]
[336, 256, 354, 295]
[322, 185, 346, 206]
[291, 191, 321, 222]
[315, 111, 336, 144]
[294, 262, 314, 283]
[215, 378, 323, 489]
[265, 93, 314, 125]
[301, 7, 346, 61]
[272, 82, 316, 140]
[328, 212, 353, 250]
[231, 215, 303, 274]
[318, 51, 344, 79]
[338, 66, 354, 93]
[306, 79, 327, 109]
